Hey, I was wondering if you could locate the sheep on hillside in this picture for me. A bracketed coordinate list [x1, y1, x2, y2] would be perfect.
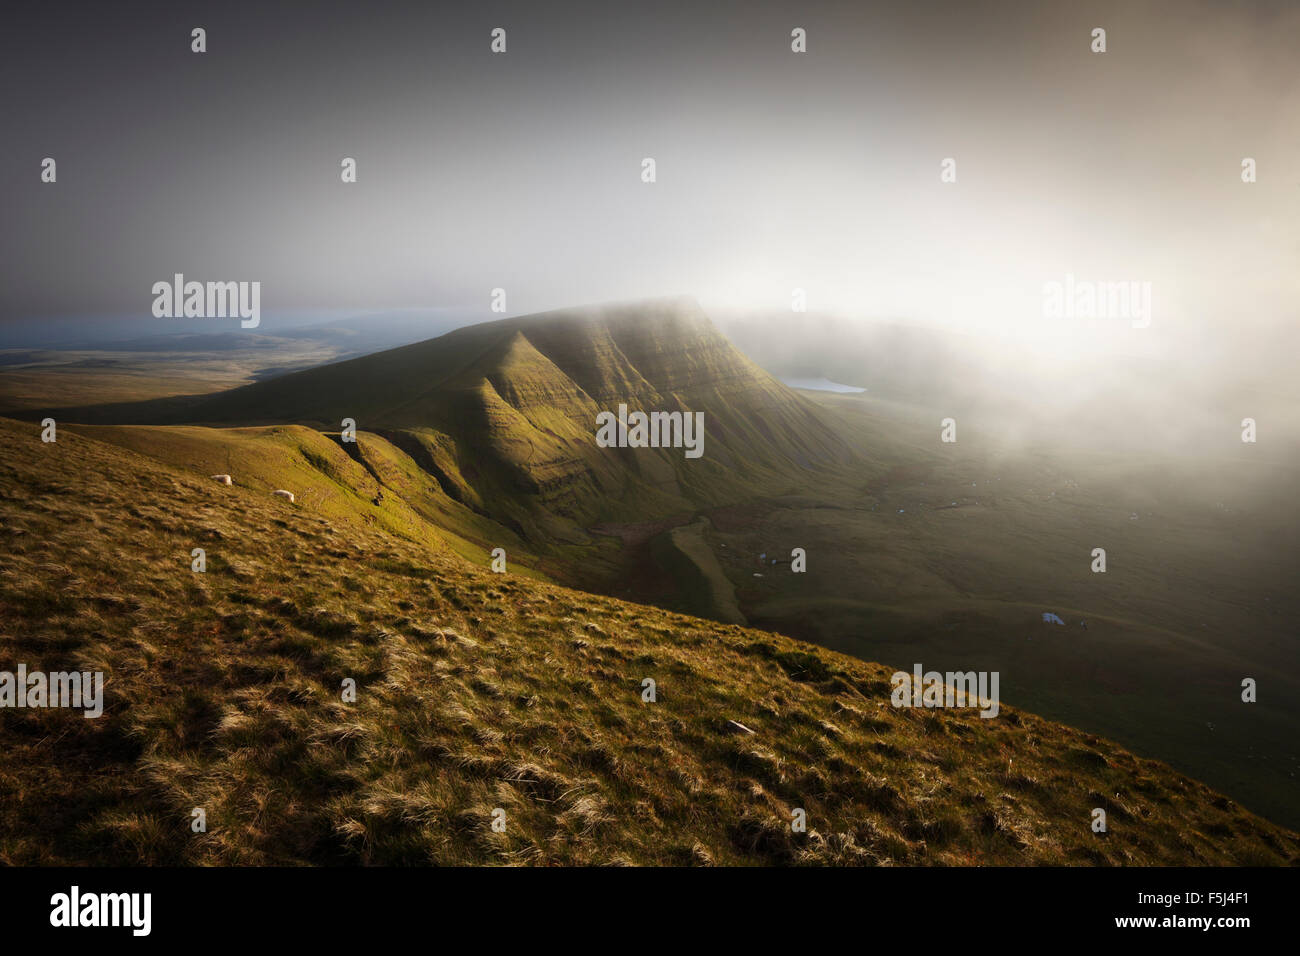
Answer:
[272, 489, 295, 503]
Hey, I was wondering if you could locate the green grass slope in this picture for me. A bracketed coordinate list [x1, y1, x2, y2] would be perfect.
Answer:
[65, 423, 513, 570]
[113, 298, 861, 542]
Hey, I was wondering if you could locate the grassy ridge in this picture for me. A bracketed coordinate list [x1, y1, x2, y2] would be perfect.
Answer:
[1, 417, 1295, 865]
[56, 299, 860, 544]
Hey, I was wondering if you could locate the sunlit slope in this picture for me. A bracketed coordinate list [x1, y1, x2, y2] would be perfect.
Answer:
[67, 423, 525, 572]
[1, 416, 1296, 866]
[169, 298, 857, 536]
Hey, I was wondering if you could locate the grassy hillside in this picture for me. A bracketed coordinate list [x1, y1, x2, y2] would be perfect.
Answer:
[1, 416, 1295, 865]
[741, 389, 1300, 830]
[12, 298, 1296, 833]
[66, 423, 534, 574]
[44, 298, 861, 548]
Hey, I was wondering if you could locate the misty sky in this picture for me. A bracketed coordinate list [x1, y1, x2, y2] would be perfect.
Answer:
[2, 0, 1297, 357]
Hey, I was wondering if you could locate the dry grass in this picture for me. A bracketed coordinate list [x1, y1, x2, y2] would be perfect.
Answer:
[0, 417, 1296, 866]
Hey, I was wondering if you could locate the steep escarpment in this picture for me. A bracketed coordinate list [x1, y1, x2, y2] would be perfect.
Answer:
[148, 298, 858, 544]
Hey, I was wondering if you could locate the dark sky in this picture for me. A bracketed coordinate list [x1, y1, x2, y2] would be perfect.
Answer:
[2, 0, 1297, 356]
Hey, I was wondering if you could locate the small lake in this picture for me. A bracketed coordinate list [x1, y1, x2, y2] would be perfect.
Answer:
[780, 377, 866, 393]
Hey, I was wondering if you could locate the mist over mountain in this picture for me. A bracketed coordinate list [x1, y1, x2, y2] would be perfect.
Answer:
[720, 309, 1300, 456]
[4, 289, 1299, 855]
[5, 0, 1300, 919]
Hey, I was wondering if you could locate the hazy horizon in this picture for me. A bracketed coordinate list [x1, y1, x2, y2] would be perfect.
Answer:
[4, 0, 1297, 369]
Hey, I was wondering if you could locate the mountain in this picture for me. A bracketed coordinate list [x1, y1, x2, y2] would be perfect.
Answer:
[23, 299, 1297, 833]
[156, 297, 857, 544]
[2, 416, 1294, 865]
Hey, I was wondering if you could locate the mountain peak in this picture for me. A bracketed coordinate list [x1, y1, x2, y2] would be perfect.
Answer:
[139, 298, 855, 542]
